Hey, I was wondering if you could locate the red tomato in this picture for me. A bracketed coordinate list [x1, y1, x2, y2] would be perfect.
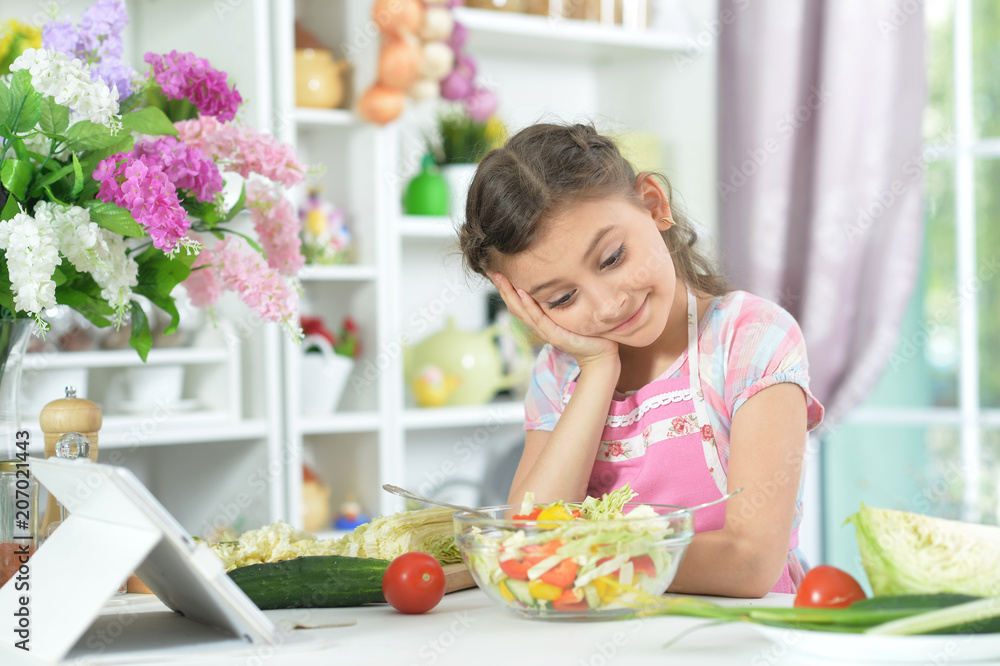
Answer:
[793, 565, 867, 608]
[382, 552, 446, 614]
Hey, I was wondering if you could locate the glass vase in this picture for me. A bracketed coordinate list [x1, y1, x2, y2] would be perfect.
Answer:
[0, 319, 33, 460]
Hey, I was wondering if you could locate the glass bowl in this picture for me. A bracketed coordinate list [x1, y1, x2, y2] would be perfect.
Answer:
[453, 503, 694, 621]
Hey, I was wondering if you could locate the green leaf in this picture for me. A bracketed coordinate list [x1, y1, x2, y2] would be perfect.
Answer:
[128, 300, 152, 361]
[121, 106, 178, 137]
[220, 183, 246, 223]
[182, 198, 221, 227]
[70, 153, 84, 200]
[1, 159, 32, 200]
[39, 97, 70, 136]
[80, 135, 134, 167]
[54, 279, 114, 329]
[81, 200, 145, 237]
[8, 70, 43, 134]
[0, 80, 13, 128]
[0, 260, 14, 313]
[66, 120, 124, 152]
[29, 161, 75, 194]
[1, 193, 20, 221]
[133, 245, 193, 335]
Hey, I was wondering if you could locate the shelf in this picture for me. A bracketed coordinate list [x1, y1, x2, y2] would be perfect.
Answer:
[299, 411, 382, 434]
[402, 399, 525, 430]
[23, 347, 230, 370]
[98, 415, 270, 449]
[398, 216, 458, 239]
[298, 264, 378, 281]
[293, 107, 356, 127]
[455, 8, 687, 61]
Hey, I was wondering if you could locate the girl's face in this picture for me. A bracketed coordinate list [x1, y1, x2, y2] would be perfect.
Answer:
[503, 194, 677, 347]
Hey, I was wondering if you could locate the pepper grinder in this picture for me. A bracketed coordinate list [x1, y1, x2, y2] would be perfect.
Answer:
[39, 386, 102, 537]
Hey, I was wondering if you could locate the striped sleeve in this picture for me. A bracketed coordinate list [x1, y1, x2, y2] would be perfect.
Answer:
[523, 345, 577, 432]
[724, 297, 824, 431]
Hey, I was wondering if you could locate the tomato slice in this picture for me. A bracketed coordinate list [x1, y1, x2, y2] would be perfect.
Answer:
[540, 558, 578, 588]
[382, 552, 446, 614]
[552, 587, 588, 612]
[499, 557, 531, 581]
[630, 555, 657, 577]
[793, 564, 867, 609]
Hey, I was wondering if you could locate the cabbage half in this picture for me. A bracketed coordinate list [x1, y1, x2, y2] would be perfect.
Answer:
[847, 503, 1000, 597]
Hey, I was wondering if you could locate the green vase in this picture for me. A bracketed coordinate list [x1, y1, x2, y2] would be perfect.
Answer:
[403, 154, 449, 216]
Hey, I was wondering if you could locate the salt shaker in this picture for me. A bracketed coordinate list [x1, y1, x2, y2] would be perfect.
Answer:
[38, 386, 101, 537]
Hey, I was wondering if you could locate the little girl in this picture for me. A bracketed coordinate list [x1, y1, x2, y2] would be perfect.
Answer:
[458, 123, 824, 598]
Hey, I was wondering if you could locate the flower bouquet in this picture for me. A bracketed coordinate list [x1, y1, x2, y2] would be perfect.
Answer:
[0, 0, 307, 360]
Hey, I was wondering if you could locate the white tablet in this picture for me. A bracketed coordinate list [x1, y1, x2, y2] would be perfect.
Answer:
[0, 457, 277, 664]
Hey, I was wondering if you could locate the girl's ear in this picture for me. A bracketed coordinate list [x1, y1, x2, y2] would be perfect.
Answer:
[634, 173, 672, 228]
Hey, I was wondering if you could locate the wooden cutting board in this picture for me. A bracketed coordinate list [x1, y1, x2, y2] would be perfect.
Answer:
[443, 562, 476, 594]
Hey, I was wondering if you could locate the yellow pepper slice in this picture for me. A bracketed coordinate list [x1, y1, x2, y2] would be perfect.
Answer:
[536, 504, 575, 522]
[498, 579, 515, 602]
[528, 579, 563, 601]
[593, 575, 620, 605]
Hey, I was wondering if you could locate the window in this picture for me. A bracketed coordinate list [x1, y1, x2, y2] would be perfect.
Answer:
[823, 0, 1000, 576]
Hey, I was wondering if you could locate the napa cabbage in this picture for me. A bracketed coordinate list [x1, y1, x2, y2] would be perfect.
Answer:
[847, 503, 1000, 597]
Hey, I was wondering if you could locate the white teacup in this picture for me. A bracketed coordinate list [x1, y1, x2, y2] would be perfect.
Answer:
[122, 365, 184, 408]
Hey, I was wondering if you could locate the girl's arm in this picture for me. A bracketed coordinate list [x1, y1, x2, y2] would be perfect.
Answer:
[667, 382, 808, 598]
[508, 357, 620, 505]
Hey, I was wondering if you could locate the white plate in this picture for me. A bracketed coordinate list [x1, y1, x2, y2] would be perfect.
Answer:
[752, 625, 1000, 663]
[118, 398, 202, 414]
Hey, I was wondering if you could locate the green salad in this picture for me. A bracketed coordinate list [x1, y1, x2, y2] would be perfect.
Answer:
[457, 486, 691, 616]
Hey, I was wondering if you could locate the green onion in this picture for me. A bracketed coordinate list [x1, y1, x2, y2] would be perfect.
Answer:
[867, 598, 1000, 635]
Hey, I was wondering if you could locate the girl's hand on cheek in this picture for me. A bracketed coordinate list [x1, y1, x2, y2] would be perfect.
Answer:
[488, 272, 619, 372]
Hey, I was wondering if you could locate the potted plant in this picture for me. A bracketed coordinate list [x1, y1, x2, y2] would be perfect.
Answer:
[427, 105, 505, 220]
[299, 315, 361, 414]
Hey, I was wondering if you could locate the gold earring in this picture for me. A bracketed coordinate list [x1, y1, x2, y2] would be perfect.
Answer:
[660, 217, 675, 228]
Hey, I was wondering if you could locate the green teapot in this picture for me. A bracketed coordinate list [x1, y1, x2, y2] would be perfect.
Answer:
[404, 318, 533, 407]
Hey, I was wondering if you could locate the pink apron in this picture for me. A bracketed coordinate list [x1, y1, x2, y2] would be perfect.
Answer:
[561, 290, 801, 594]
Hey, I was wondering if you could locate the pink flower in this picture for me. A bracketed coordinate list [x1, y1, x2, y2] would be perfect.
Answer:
[183, 243, 221, 308]
[211, 238, 298, 323]
[606, 441, 625, 458]
[132, 135, 223, 203]
[145, 50, 242, 122]
[701, 424, 714, 441]
[175, 116, 305, 188]
[246, 180, 304, 276]
[93, 153, 191, 252]
[671, 416, 695, 436]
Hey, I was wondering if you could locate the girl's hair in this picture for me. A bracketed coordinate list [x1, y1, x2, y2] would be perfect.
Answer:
[459, 122, 728, 297]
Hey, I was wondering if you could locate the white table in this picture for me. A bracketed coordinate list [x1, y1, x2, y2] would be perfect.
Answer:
[16, 590, 809, 665]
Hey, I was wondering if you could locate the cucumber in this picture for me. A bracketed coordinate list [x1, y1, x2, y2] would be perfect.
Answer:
[505, 578, 534, 606]
[228, 555, 389, 610]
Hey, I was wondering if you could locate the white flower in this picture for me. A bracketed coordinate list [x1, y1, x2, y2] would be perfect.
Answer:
[0, 211, 60, 319]
[35, 201, 138, 326]
[10, 48, 122, 131]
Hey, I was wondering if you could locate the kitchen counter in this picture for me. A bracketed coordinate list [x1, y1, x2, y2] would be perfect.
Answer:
[11, 589, 826, 666]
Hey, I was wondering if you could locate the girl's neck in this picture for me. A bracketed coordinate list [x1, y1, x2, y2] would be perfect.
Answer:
[616, 282, 706, 393]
